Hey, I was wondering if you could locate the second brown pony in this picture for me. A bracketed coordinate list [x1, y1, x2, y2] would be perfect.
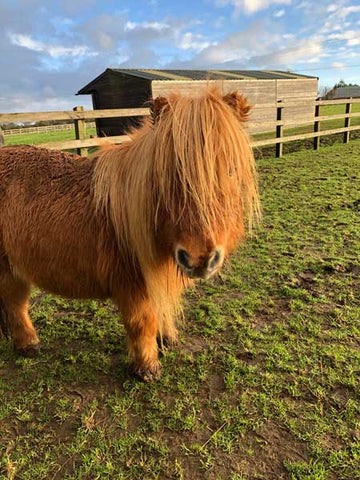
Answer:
[0, 88, 260, 381]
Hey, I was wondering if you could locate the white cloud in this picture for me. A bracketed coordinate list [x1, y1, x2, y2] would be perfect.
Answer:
[185, 20, 326, 70]
[215, 0, 291, 15]
[328, 30, 360, 46]
[306, 57, 321, 64]
[343, 5, 360, 14]
[9, 33, 97, 58]
[125, 20, 171, 32]
[342, 51, 359, 58]
[256, 37, 324, 66]
[125, 21, 137, 30]
[326, 3, 360, 16]
[94, 32, 114, 50]
[332, 62, 346, 70]
[296, 1, 311, 8]
[322, 22, 343, 32]
[274, 9, 285, 17]
[348, 38, 360, 46]
[178, 32, 213, 51]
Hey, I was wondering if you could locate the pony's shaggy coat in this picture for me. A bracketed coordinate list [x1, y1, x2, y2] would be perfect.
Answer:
[0, 88, 260, 381]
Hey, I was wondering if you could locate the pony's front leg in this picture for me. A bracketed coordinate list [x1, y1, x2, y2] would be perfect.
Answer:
[121, 296, 161, 382]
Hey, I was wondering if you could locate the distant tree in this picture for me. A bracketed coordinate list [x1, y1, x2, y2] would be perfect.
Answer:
[334, 79, 359, 88]
[334, 79, 346, 88]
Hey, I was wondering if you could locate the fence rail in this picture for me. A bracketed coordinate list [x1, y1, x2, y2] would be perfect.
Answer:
[1, 98, 360, 157]
[0, 107, 149, 123]
[3, 122, 96, 136]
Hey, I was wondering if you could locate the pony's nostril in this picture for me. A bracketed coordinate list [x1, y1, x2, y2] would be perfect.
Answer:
[177, 248, 190, 269]
[208, 249, 222, 270]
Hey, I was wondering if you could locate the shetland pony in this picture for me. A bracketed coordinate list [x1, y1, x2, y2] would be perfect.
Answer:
[0, 88, 260, 381]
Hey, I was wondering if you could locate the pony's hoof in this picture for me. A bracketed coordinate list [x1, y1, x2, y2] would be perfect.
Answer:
[15, 343, 41, 358]
[134, 363, 161, 382]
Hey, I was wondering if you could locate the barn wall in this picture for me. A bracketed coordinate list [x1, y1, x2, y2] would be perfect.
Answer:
[91, 72, 151, 136]
[221, 80, 277, 132]
[276, 78, 318, 130]
[151, 78, 318, 134]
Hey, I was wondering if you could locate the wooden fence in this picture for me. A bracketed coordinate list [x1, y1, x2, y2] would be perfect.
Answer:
[1, 98, 360, 157]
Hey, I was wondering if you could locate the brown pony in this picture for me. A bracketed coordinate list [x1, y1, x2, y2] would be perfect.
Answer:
[0, 88, 260, 381]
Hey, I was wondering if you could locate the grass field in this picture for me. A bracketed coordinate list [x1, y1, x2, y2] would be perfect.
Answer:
[0, 139, 359, 479]
[3, 127, 97, 147]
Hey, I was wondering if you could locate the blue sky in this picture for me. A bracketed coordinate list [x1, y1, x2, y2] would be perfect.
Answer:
[0, 0, 359, 112]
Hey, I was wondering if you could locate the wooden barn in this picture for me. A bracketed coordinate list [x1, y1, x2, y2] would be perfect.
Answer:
[77, 69, 318, 136]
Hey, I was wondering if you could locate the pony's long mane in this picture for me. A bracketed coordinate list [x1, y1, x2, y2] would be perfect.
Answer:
[93, 87, 260, 330]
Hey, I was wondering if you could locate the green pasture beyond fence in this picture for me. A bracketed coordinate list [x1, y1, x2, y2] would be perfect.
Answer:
[1, 99, 360, 157]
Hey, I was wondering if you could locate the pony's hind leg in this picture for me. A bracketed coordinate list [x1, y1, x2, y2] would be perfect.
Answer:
[121, 295, 161, 382]
[0, 268, 40, 356]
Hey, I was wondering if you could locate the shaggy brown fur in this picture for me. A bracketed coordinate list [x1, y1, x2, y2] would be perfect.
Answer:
[0, 88, 260, 381]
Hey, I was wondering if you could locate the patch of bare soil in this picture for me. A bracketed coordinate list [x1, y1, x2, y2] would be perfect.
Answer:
[162, 421, 310, 480]
[233, 421, 309, 479]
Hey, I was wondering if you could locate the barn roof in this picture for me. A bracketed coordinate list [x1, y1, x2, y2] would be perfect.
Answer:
[77, 68, 317, 94]
[333, 86, 360, 99]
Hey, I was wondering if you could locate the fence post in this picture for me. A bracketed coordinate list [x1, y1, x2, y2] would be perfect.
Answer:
[275, 101, 283, 158]
[313, 103, 320, 150]
[344, 99, 352, 144]
[0, 126, 4, 147]
[73, 106, 87, 157]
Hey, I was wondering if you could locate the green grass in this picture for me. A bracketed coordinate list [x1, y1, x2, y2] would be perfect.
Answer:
[4, 127, 96, 146]
[0, 140, 360, 479]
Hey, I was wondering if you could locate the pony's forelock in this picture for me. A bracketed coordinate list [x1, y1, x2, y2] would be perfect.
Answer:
[151, 88, 260, 236]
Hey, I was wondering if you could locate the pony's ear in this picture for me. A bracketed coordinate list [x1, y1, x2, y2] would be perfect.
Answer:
[150, 96, 169, 124]
[222, 91, 251, 122]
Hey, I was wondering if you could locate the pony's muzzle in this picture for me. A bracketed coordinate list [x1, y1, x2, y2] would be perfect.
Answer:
[175, 247, 224, 280]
